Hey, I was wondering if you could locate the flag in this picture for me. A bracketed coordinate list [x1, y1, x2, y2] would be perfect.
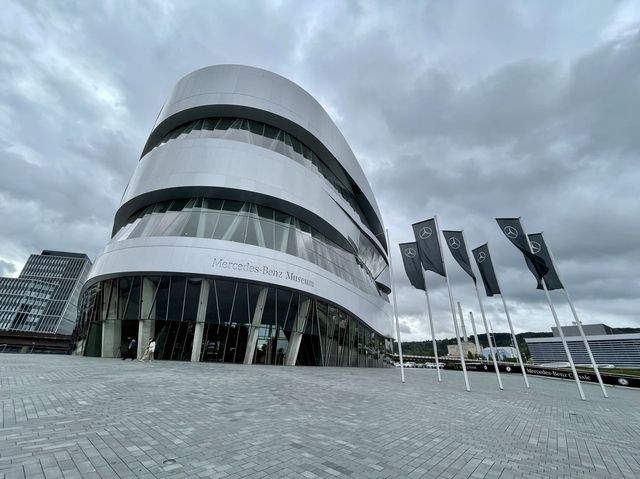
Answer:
[528, 233, 563, 290]
[442, 230, 476, 282]
[496, 218, 549, 286]
[412, 219, 445, 276]
[399, 242, 425, 291]
[472, 244, 501, 296]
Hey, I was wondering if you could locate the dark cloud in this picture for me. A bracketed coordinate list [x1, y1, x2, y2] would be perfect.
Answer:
[0, 0, 638, 339]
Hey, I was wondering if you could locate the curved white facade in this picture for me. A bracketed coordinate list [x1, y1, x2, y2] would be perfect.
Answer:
[76, 65, 393, 366]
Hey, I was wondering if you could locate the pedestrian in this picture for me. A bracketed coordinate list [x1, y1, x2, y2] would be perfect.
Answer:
[142, 337, 156, 361]
[123, 338, 136, 360]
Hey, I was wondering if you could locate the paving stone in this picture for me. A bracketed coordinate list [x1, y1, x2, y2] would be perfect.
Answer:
[0, 355, 639, 478]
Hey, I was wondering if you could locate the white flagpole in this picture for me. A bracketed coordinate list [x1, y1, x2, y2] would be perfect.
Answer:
[520, 223, 585, 400]
[544, 239, 608, 398]
[457, 301, 468, 342]
[386, 229, 405, 383]
[423, 271, 442, 382]
[488, 243, 530, 389]
[461, 231, 503, 390]
[468, 311, 482, 360]
[434, 216, 470, 391]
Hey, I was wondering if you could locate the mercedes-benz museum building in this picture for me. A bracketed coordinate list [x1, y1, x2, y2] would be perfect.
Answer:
[74, 65, 393, 366]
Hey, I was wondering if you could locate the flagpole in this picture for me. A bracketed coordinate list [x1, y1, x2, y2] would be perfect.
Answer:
[386, 229, 405, 383]
[457, 302, 468, 342]
[468, 311, 482, 360]
[488, 243, 530, 389]
[461, 231, 503, 390]
[543, 239, 608, 398]
[520, 223, 585, 400]
[434, 216, 470, 391]
[423, 271, 442, 382]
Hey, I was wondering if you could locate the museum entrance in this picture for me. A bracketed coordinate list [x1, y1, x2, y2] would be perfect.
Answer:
[155, 321, 195, 361]
[119, 319, 139, 358]
[200, 323, 248, 363]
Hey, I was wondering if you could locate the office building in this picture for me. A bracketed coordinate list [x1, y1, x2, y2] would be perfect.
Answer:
[525, 324, 640, 367]
[0, 250, 91, 352]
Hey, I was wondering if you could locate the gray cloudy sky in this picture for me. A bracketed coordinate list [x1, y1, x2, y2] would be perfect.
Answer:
[1, 0, 639, 340]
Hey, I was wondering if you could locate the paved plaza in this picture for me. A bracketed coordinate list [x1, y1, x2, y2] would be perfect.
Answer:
[0, 355, 639, 479]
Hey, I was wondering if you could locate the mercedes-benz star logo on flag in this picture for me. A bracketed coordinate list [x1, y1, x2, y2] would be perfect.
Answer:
[503, 225, 518, 239]
[448, 237, 461, 249]
[419, 226, 432, 239]
[405, 248, 417, 258]
[530, 241, 541, 254]
[477, 252, 486, 263]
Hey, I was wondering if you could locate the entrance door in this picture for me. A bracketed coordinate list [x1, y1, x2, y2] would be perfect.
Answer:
[155, 321, 195, 361]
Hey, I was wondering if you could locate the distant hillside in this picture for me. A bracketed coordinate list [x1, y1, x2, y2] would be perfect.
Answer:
[613, 327, 640, 334]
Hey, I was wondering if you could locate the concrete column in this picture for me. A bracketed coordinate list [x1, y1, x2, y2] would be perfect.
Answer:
[101, 319, 121, 358]
[191, 280, 210, 362]
[138, 277, 158, 358]
[243, 288, 268, 364]
[137, 319, 155, 358]
[284, 298, 311, 366]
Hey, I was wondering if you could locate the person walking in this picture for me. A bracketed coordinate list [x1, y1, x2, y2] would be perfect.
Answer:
[122, 338, 136, 360]
[142, 337, 156, 361]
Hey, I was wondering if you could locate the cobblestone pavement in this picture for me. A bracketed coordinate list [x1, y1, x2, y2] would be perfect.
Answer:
[0, 355, 638, 479]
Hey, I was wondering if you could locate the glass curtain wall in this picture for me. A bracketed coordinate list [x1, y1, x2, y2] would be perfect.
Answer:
[75, 275, 387, 367]
[113, 199, 385, 294]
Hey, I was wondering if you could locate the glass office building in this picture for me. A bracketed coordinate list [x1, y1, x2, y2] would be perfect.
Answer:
[74, 65, 394, 366]
[0, 251, 91, 335]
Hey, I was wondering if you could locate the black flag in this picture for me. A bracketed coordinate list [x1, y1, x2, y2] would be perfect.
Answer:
[399, 242, 425, 291]
[496, 218, 549, 286]
[442, 230, 476, 282]
[412, 219, 445, 277]
[472, 244, 501, 297]
[528, 233, 563, 291]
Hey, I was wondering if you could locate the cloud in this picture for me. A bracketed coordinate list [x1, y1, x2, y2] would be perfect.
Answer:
[0, 260, 17, 277]
[0, 0, 638, 340]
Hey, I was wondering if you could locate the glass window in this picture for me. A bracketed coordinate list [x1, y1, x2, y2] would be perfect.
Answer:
[212, 212, 235, 240]
[153, 201, 171, 213]
[117, 277, 132, 319]
[201, 118, 218, 136]
[181, 211, 202, 237]
[168, 199, 188, 212]
[183, 278, 202, 322]
[189, 119, 204, 138]
[203, 279, 218, 324]
[162, 212, 190, 237]
[224, 211, 248, 243]
[167, 276, 186, 321]
[215, 280, 237, 324]
[124, 276, 141, 320]
[260, 287, 276, 326]
[275, 289, 292, 330]
[127, 215, 152, 239]
[215, 118, 234, 131]
[222, 200, 243, 213]
[245, 207, 262, 247]
[230, 283, 249, 324]
[141, 276, 160, 320]
[168, 124, 188, 140]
